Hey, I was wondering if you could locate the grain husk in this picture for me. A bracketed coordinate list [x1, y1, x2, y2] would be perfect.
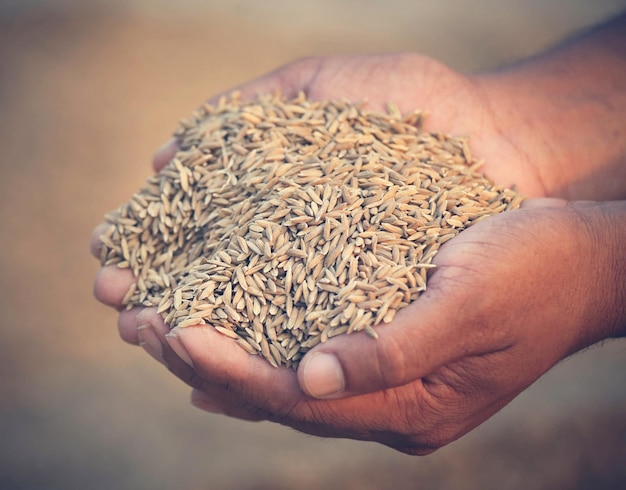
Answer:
[100, 92, 523, 368]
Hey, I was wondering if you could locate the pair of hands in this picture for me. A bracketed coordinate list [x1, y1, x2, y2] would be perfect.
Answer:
[91, 54, 625, 454]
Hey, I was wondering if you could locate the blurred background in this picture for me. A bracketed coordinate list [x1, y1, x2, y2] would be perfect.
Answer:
[1, 1, 625, 489]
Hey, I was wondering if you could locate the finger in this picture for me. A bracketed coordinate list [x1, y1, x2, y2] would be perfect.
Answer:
[163, 322, 476, 449]
[134, 308, 198, 375]
[134, 309, 223, 384]
[152, 139, 179, 173]
[134, 315, 281, 418]
[296, 290, 471, 400]
[93, 266, 135, 309]
[117, 306, 143, 344]
[124, 307, 284, 423]
[169, 325, 304, 415]
[90, 223, 112, 259]
[135, 309, 175, 366]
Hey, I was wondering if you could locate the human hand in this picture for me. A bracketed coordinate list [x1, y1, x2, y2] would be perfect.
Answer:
[90, 53, 626, 453]
[95, 197, 625, 454]
[146, 53, 558, 197]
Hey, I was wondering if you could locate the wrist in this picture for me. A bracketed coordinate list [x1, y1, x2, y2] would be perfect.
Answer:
[570, 201, 626, 343]
[595, 201, 626, 339]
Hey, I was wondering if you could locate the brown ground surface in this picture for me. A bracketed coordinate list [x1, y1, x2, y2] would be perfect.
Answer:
[1, 1, 625, 489]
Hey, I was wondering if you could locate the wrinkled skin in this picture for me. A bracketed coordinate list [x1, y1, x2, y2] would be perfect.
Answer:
[91, 54, 626, 454]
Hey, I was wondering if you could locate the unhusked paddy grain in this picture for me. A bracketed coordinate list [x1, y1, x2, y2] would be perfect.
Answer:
[99, 92, 523, 368]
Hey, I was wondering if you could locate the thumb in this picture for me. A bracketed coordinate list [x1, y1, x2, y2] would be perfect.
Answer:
[297, 198, 572, 399]
[297, 290, 467, 399]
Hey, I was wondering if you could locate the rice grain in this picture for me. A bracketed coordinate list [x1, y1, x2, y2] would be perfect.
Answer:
[99, 92, 523, 369]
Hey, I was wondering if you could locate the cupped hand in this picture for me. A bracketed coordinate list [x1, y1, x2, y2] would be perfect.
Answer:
[90, 54, 624, 453]
[99, 198, 623, 454]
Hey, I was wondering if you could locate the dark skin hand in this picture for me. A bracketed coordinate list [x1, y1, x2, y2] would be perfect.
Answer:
[91, 16, 626, 455]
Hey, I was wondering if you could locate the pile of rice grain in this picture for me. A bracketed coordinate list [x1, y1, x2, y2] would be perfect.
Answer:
[99, 92, 523, 368]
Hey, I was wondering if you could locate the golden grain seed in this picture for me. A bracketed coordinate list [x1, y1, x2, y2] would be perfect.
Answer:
[215, 325, 240, 339]
[101, 92, 523, 369]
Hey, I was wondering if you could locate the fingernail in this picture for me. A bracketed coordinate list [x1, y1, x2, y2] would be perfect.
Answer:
[301, 353, 345, 399]
[191, 390, 223, 414]
[165, 330, 193, 367]
[137, 324, 164, 364]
